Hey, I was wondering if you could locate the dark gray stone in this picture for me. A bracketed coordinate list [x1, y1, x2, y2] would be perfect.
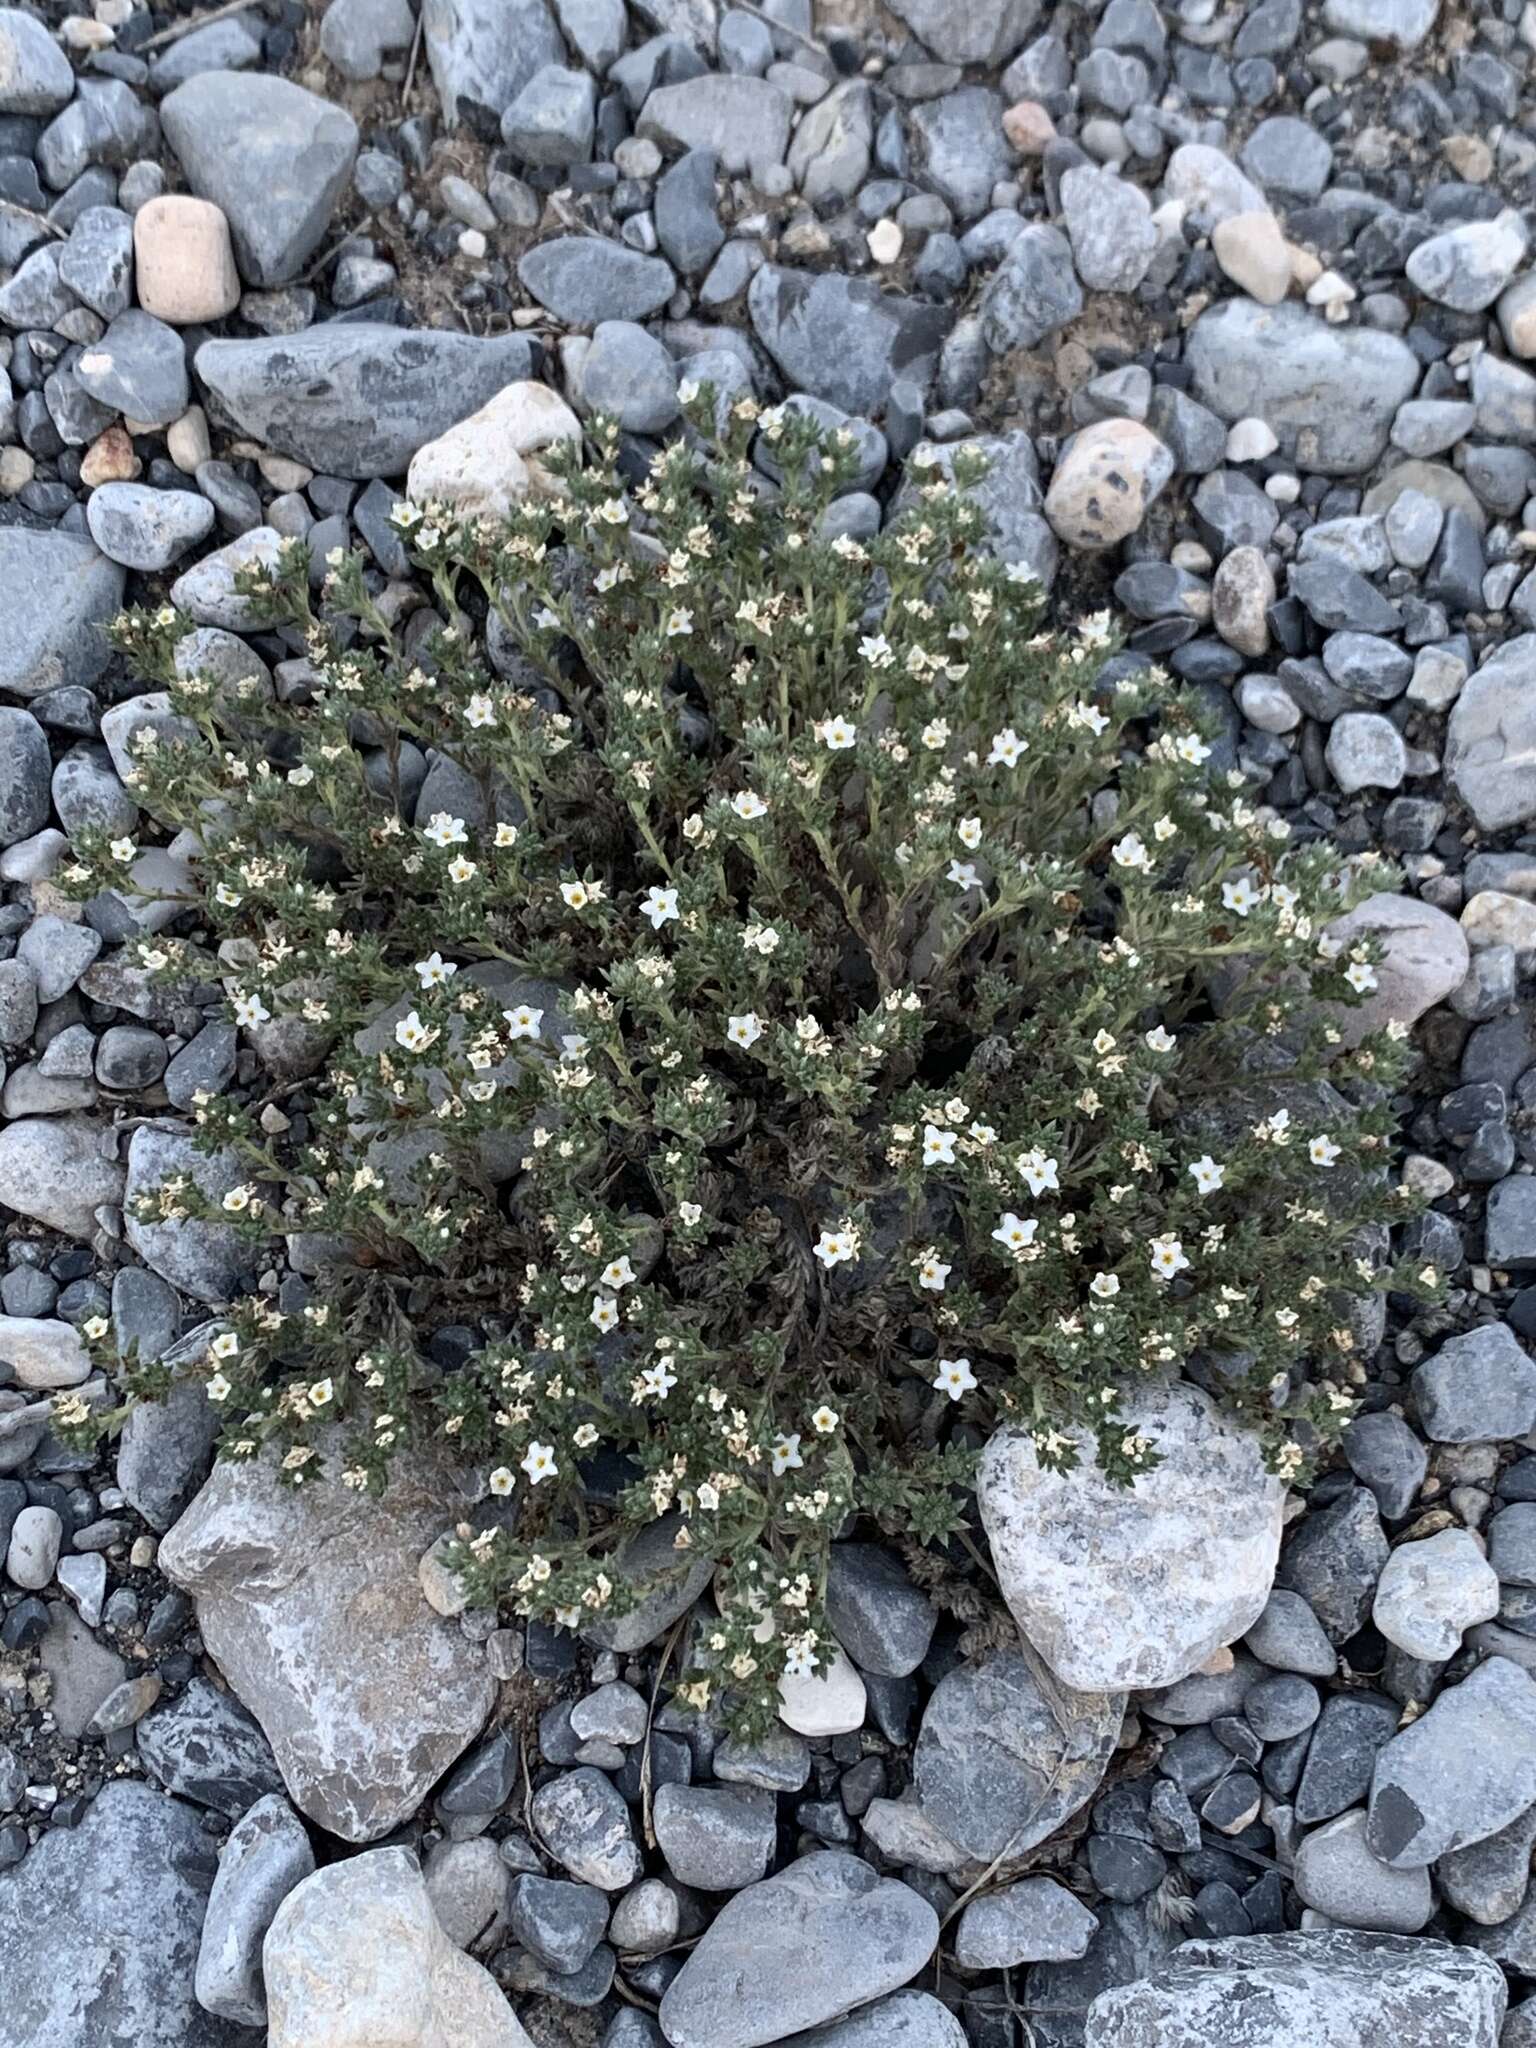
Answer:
[748, 264, 953, 414]
[136, 1675, 286, 1816]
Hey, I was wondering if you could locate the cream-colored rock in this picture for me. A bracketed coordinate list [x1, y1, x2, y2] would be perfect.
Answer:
[1043, 419, 1174, 551]
[1462, 889, 1536, 953]
[778, 1644, 867, 1736]
[866, 218, 902, 265]
[80, 424, 139, 486]
[1210, 209, 1290, 305]
[406, 381, 582, 519]
[167, 404, 212, 473]
[133, 196, 241, 324]
[0, 1315, 91, 1388]
[264, 1847, 531, 2048]
[1212, 543, 1275, 658]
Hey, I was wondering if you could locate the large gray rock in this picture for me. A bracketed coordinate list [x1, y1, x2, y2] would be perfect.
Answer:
[884, 0, 1037, 64]
[913, 1646, 1123, 1862]
[423, 0, 566, 125]
[518, 235, 675, 325]
[659, 1852, 939, 2048]
[978, 1382, 1284, 1692]
[161, 72, 358, 286]
[0, 528, 123, 699]
[0, 707, 49, 848]
[777, 1994, 968, 2048]
[264, 1847, 533, 2048]
[123, 1124, 252, 1304]
[0, 1115, 124, 1241]
[908, 87, 1013, 221]
[137, 1675, 286, 1817]
[1322, 893, 1469, 1047]
[0, 7, 76, 114]
[195, 326, 536, 479]
[197, 1793, 316, 2027]
[1447, 636, 1536, 833]
[1185, 300, 1420, 476]
[158, 1446, 495, 1842]
[639, 75, 793, 172]
[748, 265, 952, 416]
[1085, 1930, 1504, 2046]
[0, 1781, 240, 2046]
[1366, 1655, 1536, 1867]
[531, 1767, 642, 1890]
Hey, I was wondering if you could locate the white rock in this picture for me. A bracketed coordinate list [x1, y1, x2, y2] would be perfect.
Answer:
[407, 381, 582, 519]
[977, 1380, 1284, 1692]
[1226, 416, 1279, 462]
[1372, 1528, 1500, 1661]
[778, 1645, 867, 1736]
[1462, 890, 1536, 954]
[263, 1846, 532, 2048]
[0, 1315, 91, 1389]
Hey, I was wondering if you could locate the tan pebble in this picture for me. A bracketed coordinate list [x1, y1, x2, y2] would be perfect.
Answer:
[1002, 98, 1056, 153]
[166, 404, 212, 472]
[0, 447, 35, 496]
[258, 452, 313, 492]
[133, 194, 241, 324]
[1209, 209, 1290, 305]
[1444, 133, 1493, 182]
[1289, 244, 1325, 289]
[1043, 418, 1175, 552]
[866, 218, 902, 265]
[79, 423, 140, 486]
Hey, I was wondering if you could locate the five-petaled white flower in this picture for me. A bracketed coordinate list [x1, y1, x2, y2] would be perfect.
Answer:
[590, 1295, 620, 1332]
[992, 1212, 1039, 1252]
[561, 880, 593, 910]
[1188, 1155, 1225, 1195]
[395, 1010, 436, 1053]
[206, 1372, 232, 1402]
[488, 1466, 515, 1496]
[1149, 1234, 1190, 1279]
[638, 1362, 677, 1401]
[948, 860, 981, 890]
[503, 1004, 543, 1040]
[1018, 1149, 1060, 1196]
[665, 607, 694, 637]
[923, 1124, 957, 1167]
[771, 1433, 803, 1474]
[957, 817, 982, 850]
[601, 1255, 636, 1291]
[109, 836, 136, 863]
[1344, 961, 1378, 994]
[860, 633, 894, 668]
[933, 1357, 977, 1401]
[813, 1228, 856, 1268]
[727, 1012, 763, 1048]
[521, 1441, 558, 1484]
[447, 855, 476, 884]
[309, 1377, 334, 1407]
[642, 885, 680, 930]
[1145, 1025, 1176, 1052]
[818, 714, 857, 751]
[782, 1640, 819, 1679]
[422, 811, 467, 847]
[731, 790, 768, 821]
[1089, 1272, 1121, 1299]
[1222, 876, 1262, 918]
[1112, 833, 1153, 873]
[988, 727, 1027, 766]
[415, 951, 456, 988]
[916, 1255, 951, 1292]
[232, 990, 270, 1028]
[811, 1405, 839, 1433]
[1309, 1134, 1342, 1167]
[464, 693, 496, 728]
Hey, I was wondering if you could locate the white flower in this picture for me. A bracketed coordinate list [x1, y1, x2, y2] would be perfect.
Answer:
[1018, 1149, 1060, 1197]
[1188, 1155, 1225, 1195]
[601, 1255, 636, 1290]
[727, 1012, 763, 1048]
[1344, 961, 1378, 994]
[1309, 1134, 1342, 1167]
[232, 990, 270, 1028]
[422, 811, 467, 847]
[109, 835, 136, 863]
[206, 1372, 231, 1402]
[992, 1212, 1038, 1252]
[590, 1295, 620, 1332]
[678, 1200, 702, 1226]
[561, 880, 593, 910]
[957, 817, 982, 850]
[782, 1639, 819, 1679]
[771, 1433, 803, 1475]
[860, 633, 894, 668]
[395, 1010, 436, 1053]
[933, 1357, 977, 1401]
[521, 1440, 558, 1484]
[464, 692, 496, 728]
[446, 854, 477, 885]
[211, 1331, 239, 1359]
[1149, 1234, 1190, 1280]
[642, 885, 680, 930]
[222, 1185, 253, 1213]
[1222, 876, 1262, 918]
[214, 883, 242, 908]
[1144, 1024, 1176, 1052]
[638, 1361, 678, 1401]
[308, 1377, 334, 1407]
[948, 860, 981, 890]
[495, 822, 519, 847]
[811, 1405, 839, 1433]
[923, 1124, 957, 1167]
[1175, 733, 1211, 765]
[818, 713, 858, 751]
[988, 727, 1027, 767]
[915, 1255, 951, 1292]
[1089, 1272, 1121, 1299]
[1112, 832, 1153, 873]
[730, 789, 768, 821]
[665, 607, 694, 637]
[415, 951, 456, 988]
[503, 1003, 543, 1040]
[488, 1466, 516, 1496]
[813, 1228, 856, 1268]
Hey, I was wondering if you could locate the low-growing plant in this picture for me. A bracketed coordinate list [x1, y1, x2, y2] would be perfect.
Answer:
[60, 397, 1438, 1729]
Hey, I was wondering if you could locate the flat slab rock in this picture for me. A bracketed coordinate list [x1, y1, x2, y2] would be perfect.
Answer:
[159, 1446, 495, 1843]
[977, 1380, 1284, 1692]
[0, 1780, 242, 2047]
[1084, 1930, 1506, 2047]
[1366, 1654, 1536, 1867]
[659, 1850, 939, 2048]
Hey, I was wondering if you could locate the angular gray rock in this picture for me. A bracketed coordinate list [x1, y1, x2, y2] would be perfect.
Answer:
[978, 224, 1082, 353]
[660, 1852, 939, 2048]
[160, 72, 359, 286]
[519, 235, 675, 325]
[423, 0, 566, 126]
[1275, 1484, 1388, 1643]
[0, 1781, 240, 2047]
[883, 0, 1037, 64]
[196, 1792, 316, 2027]
[531, 1767, 642, 1890]
[0, 708, 49, 849]
[579, 1514, 715, 1650]
[195, 326, 536, 478]
[978, 1382, 1283, 1691]
[1447, 636, 1536, 833]
[652, 1782, 775, 1890]
[1412, 1322, 1536, 1442]
[137, 1675, 286, 1817]
[748, 265, 952, 416]
[0, 529, 124, 699]
[1185, 300, 1420, 476]
[158, 1445, 495, 1842]
[638, 74, 793, 172]
[123, 1124, 252, 1304]
[1371, 1528, 1500, 1661]
[914, 1646, 1123, 1861]
[0, 1115, 124, 1241]
[1085, 1931, 1504, 2047]
[955, 1878, 1099, 1968]
[824, 1542, 936, 1677]
[1366, 1655, 1536, 1867]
